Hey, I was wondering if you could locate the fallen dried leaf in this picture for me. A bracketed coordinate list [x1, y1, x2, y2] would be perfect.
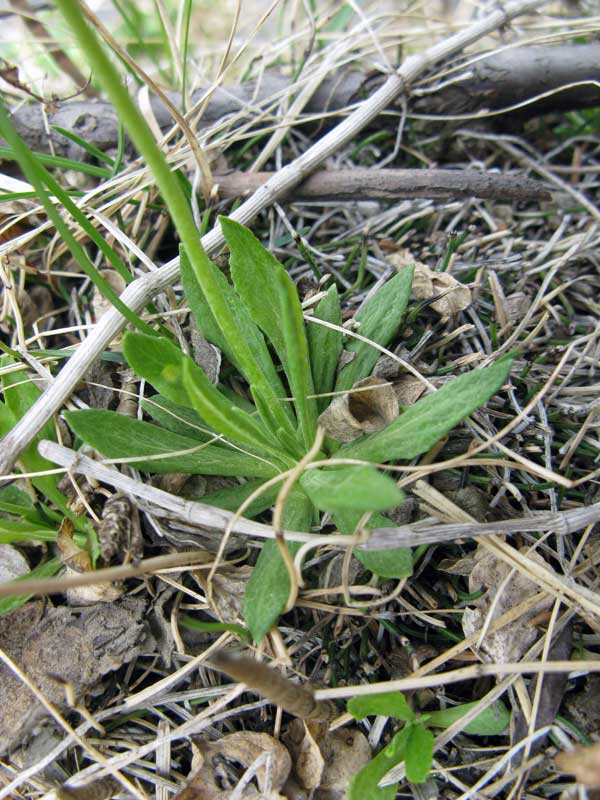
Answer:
[411, 261, 471, 319]
[284, 719, 370, 796]
[318, 376, 399, 443]
[393, 374, 427, 406]
[195, 565, 252, 623]
[176, 732, 291, 799]
[461, 545, 552, 662]
[556, 743, 600, 787]
[56, 518, 122, 605]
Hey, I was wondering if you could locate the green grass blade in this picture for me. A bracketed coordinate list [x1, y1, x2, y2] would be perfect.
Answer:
[0, 104, 154, 336]
[51, 125, 115, 165]
[0, 144, 112, 178]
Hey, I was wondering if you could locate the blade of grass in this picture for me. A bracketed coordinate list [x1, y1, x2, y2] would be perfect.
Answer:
[55, 0, 297, 445]
[51, 125, 115, 166]
[0, 105, 155, 336]
[0, 145, 112, 178]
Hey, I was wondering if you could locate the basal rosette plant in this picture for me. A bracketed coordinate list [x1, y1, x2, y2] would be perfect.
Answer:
[65, 217, 512, 641]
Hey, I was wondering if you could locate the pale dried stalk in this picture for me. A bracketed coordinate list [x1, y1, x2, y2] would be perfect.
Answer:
[315, 659, 600, 701]
[37, 440, 314, 544]
[366, 504, 600, 549]
[0, 0, 546, 476]
[39, 441, 600, 555]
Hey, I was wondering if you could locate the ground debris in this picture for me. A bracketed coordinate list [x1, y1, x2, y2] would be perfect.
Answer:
[0, 597, 152, 755]
[461, 545, 552, 663]
[556, 743, 600, 788]
[283, 718, 370, 798]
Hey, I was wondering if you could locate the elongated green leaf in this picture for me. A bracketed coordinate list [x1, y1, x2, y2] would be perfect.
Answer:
[64, 409, 278, 478]
[123, 332, 198, 407]
[222, 218, 317, 448]
[333, 510, 413, 578]
[405, 723, 434, 784]
[301, 466, 402, 514]
[349, 728, 409, 800]
[0, 486, 49, 525]
[339, 358, 512, 463]
[180, 245, 298, 444]
[336, 266, 414, 393]
[427, 700, 510, 735]
[0, 365, 69, 514]
[348, 691, 415, 722]
[202, 480, 279, 518]
[0, 557, 61, 616]
[141, 394, 214, 442]
[0, 518, 57, 543]
[307, 284, 343, 412]
[182, 361, 290, 462]
[243, 490, 314, 642]
[123, 332, 281, 457]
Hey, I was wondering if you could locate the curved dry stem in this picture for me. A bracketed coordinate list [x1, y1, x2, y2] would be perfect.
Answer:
[273, 426, 325, 613]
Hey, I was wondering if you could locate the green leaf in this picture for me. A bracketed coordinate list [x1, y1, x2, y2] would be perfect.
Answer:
[180, 245, 298, 444]
[300, 466, 403, 514]
[64, 409, 279, 478]
[427, 700, 510, 735]
[124, 332, 284, 457]
[333, 510, 413, 579]
[349, 728, 409, 800]
[202, 480, 279, 518]
[222, 217, 318, 448]
[335, 266, 414, 394]
[243, 490, 313, 642]
[0, 557, 61, 616]
[348, 691, 415, 722]
[405, 723, 434, 784]
[141, 394, 215, 442]
[339, 358, 512, 463]
[182, 360, 290, 462]
[307, 284, 343, 412]
[123, 332, 199, 407]
[0, 485, 48, 525]
[0, 365, 69, 514]
[0, 518, 57, 543]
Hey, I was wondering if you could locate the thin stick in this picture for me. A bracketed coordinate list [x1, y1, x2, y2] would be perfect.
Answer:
[0, 0, 546, 476]
[213, 168, 552, 202]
